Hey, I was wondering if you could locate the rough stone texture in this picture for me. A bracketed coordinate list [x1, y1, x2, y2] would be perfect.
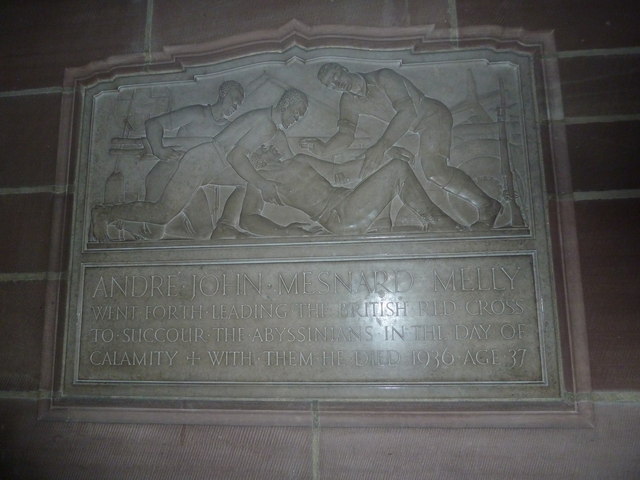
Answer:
[567, 121, 640, 191]
[0, 0, 639, 478]
[0, 399, 313, 480]
[0, 0, 147, 91]
[559, 54, 640, 118]
[0, 194, 55, 273]
[576, 199, 640, 390]
[1, 399, 638, 479]
[152, 0, 450, 49]
[0, 281, 46, 390]
[320, 403, 640, 479]
[0, 94, 62, 188]
[456, 0, 640, 51]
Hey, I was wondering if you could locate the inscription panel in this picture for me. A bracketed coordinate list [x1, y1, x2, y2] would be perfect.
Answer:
[75, 255, 544, 387]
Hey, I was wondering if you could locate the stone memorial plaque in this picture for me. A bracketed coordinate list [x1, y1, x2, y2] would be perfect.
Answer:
[46, 24, 590, 424]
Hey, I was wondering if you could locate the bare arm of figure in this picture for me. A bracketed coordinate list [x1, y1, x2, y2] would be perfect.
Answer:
[299, 94, 358, 157]
[227, 121, 283, 204]
[144, 105, 205, 161]
[293, 153, 364, 185]
[298, 146, 414, 186]
[360, 70, 418, 177]
[228, 145, 282, 205]
[270, 130, 294, 159]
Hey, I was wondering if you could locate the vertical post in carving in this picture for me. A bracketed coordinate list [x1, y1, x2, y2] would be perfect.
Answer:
[497, 78, 526, 227]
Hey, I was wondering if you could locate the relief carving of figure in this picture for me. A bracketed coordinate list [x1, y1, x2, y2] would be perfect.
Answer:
[238, 145, 458, 236]
[124, 80, 245, 240]
[300, 63, 501, 228]
[91, 89, 308, 242]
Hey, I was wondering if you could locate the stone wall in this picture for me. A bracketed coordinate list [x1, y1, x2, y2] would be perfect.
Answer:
[1, 1, 638, 478]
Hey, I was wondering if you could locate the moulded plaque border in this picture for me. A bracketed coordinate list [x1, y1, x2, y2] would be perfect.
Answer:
[39, 21, 593, 427]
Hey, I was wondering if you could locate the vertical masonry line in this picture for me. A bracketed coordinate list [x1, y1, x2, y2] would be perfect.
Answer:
[404, 0, 410, 26]
[448, 0, 459, 46]
[144, 0, 155, 63]
[311, 400, 320, 480]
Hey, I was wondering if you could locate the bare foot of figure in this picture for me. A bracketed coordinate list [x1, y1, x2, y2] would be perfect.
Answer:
[475, 198, 502, 229]
[426, 214, 460, 232]
[210, 222, 252, 240]
[119, 221, 164, 241]
[367, 216, 393, 233]
[91, 205, 111, 242]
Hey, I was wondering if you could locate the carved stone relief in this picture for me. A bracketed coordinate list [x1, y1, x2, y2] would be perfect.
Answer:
[85, 55, 531, 245]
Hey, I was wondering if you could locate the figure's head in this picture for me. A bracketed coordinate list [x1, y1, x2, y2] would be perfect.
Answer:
[251, 144, 282, 169]
[218, 80, 244, 118]
[317, 62, 352, 91]
[275, 88, 308, 129]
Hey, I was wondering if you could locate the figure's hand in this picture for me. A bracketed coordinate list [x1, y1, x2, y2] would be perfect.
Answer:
[359, 143, 388, 178]
[154, 146, 183, 162]
[387, 146, 415, 165]
[299, 137, 325, 156]
[258, 181, 282, 205]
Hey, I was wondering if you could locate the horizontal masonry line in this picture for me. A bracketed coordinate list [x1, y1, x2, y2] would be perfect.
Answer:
[582, 391, 640, 403]
[0, 390, 639, 403]
[2, 186, 637, 202]
[573, 189, 640, 201]
[0, 390, 42, 400]
[1, 97, 635, 126]
[563, 114, 640, 125]
[0, 272, 64, 283]
[0, 185, 69, 196]
[0, 86, 68, 98]
[0, 46, 637, 98]
[556, 46, 640, 58]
